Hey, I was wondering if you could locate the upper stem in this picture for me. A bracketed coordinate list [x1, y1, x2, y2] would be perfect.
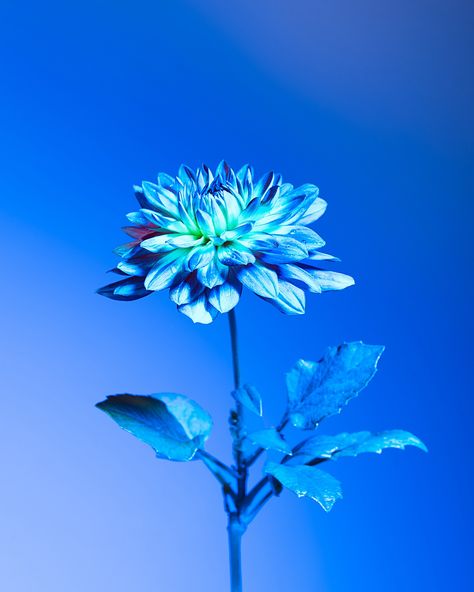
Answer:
[228, 308, 241, 389]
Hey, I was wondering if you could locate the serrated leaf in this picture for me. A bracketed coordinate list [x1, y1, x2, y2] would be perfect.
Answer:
[264, 462, 342, 511]
[96, 393, 213, 462]
[247, 428, 292, 454]
[232, 384, 263, 416]
[293, 430, 427, 464]
[287, 342, 384, 429]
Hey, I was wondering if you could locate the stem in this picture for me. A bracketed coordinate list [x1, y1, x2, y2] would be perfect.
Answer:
[227, 309, 246, 591]
[227, 515, 244, 592]
[228, 308, 240, 389]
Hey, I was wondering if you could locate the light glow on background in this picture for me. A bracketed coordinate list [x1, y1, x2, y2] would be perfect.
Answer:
[0, 1, 472, 590]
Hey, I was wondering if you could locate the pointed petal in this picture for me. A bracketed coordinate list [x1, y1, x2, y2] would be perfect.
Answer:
[276, 226, 326, 250]
[253, 171, 274, 197]
[140, 234, 175, 253]
[217, 245, 256, 266]
[97, 277, 152, 301]
[302, 252, 340, 264]
[196, 209, 216, 236]
[310, 271, 355, 291]
[277, 264, 322, 293]
[268, 279, 306, 314]
[220, 223, 253, 241]
[236, 264, 279, 299]
[197, 258, 229, 288]
[169, 273, 205, 306]
[257, 237, 308, 264]
[208, 280, 242, 313]
[144, 252, 184, 291]
[186, 244, 217, 271]
[178, 295, 218, 324]
[178, 164, 196, 187]
[299, 197, 327, 224]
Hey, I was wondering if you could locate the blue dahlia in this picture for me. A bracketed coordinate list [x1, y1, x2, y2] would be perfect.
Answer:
[98, 162, 354, 323]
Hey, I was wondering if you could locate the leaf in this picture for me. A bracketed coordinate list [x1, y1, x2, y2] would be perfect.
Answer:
[247, 428, 292, 454]
[232, 384, 263, 416]
[287, 342, 384, 429]
[293, 430, 427, 463]
[96, 393, 213, 462]
[264, 462, 342, 512]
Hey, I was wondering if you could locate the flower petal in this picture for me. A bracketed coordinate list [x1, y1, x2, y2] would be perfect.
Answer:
[276, 226, 326, 250]
[122, 225, 156, 240]
[142, 181, 180, 218]
[169, 274, 205, 305]
[197, 258, 228, 288]
[268, 279, 306, 314]
[299, 197, 327, 225]
[195, 209, 216, 236]
[253, 171, 274, 198]
[144, 252, 184, 291]
[185, 243, 217, 271]
[309, 270, 355, 291]
[236, 263, 279, 298]
[303, 252, 341, 264]
[277, 263, 322, 293]
[166, 234, 205, 249]
[257, 237, 308, 264]
[140, 234, 175, 253]
[97, 277, 152, 301]
[178, 294, 218, 324]
[216, 160, 237, 187]
[220, 222, 253, 241]
[117, 249, 157, 276]
[217, 244, 256, 266]
[178, 164, 196, 187]
[208, 279, 242, 313]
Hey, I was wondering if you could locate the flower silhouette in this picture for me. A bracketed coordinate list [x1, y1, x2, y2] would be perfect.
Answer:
[98, 162, 354, 323]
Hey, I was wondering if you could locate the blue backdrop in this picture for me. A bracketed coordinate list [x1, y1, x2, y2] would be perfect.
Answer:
[1, 1, 473, 590]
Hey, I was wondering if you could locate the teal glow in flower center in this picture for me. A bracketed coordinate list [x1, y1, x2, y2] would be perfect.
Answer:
[98, 161, 354, 323]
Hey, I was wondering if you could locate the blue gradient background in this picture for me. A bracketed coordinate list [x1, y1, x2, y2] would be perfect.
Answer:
[1, 1, 473, 590]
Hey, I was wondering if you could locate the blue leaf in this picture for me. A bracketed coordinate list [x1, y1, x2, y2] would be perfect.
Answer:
[232, 384, 263, 416]
[287, 342, 385, 429]
[96, 393, 213, 462]
[248, 428, 292, 454]
[293, 430, 427, 463]
[264, 462, 342, 512]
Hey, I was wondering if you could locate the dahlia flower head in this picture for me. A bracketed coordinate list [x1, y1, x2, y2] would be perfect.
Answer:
[98, 161, 354, 323]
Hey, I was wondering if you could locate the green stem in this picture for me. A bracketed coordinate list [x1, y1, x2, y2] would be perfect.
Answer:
[227, 309, 246, 591]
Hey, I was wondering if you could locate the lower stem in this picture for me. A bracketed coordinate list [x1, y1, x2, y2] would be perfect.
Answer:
[227, 515, 244, 592]
[227, 309, 245, 591]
